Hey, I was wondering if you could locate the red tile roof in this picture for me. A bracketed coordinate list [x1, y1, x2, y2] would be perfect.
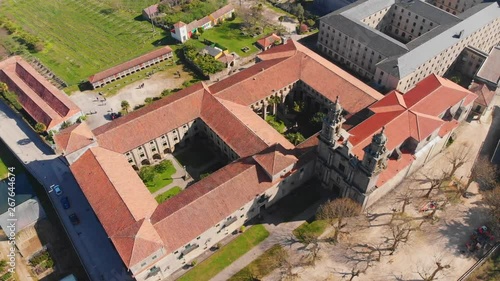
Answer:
[143, 4, 159, 17]
[88, 46, 173, 84]
[71, 147, 158, 227]
[200, 94, 269, 157]
[54, 122, 95, 154]
[70, 147, 160, 267]
[469, 82, 495, 107]
[252, 144, 297, 176]
[0, 56, 81, 130]
[376, 152, 414, 187]
[151, 158, 274, 252]
[210, 4, 234, 20]
[256, 34, 281, 49]
[94, 84, 205, 153]
[348, 74, 477, 158]
[111, 219, 164, 268]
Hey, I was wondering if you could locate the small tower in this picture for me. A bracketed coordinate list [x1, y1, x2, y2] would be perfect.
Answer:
[361, 127, 388, 175]
[320, 96, 345, 145]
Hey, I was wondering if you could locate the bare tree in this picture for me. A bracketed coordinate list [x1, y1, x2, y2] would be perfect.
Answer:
[463, 156, 497, 193]
[483, 186, 500, 231]
[420, 173, 447, 198]
[395, 183, 414, 213]
[417, 261, 451, 281]
[386, 222, 412, 255]
[445, 143, 471, 180]
[317, 198, 361, 243]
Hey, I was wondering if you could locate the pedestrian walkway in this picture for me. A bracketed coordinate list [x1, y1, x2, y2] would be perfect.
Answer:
[210, 201, 322, 281]
[152, 154, 191, 197]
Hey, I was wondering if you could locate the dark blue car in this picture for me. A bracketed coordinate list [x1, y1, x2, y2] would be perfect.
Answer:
[61, 197, 70, 209]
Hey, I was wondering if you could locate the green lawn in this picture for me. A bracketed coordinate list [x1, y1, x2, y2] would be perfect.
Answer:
[0, 0, 165, 86]
[229, 244, 286, 281]
[266, 115, 286, 134]
[140, 161, 177, 193]
[178, 225, 270, 281]
[155, 186, 182, 203]
[0, 157, 8, 180]
[198, 17, 264, 57]
[292, 219, 329, 241]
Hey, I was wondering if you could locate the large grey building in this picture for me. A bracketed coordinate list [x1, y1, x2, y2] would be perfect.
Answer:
[317, 0, 500, 92]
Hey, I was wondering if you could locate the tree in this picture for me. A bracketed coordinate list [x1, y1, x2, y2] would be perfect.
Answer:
[395, 184, 413, 214]
[0, 82, 7, 94]
[145, 97, 153, 105]
[293, 101, 304, 113]
[317, 198, 361, 242]
[417, 261, 450, 281]
[292, 3, 304, 21]
[310, 112, 326, 126]
[386, 222, 412, 255]
[121, 100, 130, 113]
[421, 173, 446, 198]
[285, 132, 305, 145]
[483, 186, 500, 231]
[60, 121, 72, 130]
[34, 122, 46, 133]
[445, 143, 471, 180]
[464, 156, 497, 193]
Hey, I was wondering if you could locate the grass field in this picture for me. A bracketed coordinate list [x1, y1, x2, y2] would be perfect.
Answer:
[141, 163, 177, 193]
[178, 225, 270, 281]
[228, 244, 285, 281]
[0, 0, 166, 86]
[198, 17, 266, 57]
[0, 158, 8, 180]
[155, 186, 182, 203]
[293, 219, 329, 241]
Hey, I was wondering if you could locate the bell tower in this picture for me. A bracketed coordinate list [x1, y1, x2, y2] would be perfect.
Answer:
[361, 127, 388, 175]
[319, 96, 345, 146]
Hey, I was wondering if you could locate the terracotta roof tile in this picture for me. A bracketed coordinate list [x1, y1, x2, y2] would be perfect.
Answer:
[200, 94, 269, 157]
[210, 4, 234, 20]
[257, 34, 281, 49]
[217, 98, 294, 150]
[88, 46, 172, 83]
[348, 74, 477, 158]
[54, 122, 95, 154]
[70, 147, 157, 237]
[94, 84, 205, 153]
[111, 219, 164, 267]
[151, 159, 273, 252]
[469, 82, 495, 107]
[256, 40, 298, 61]
[252, 144, 297, 176]
[0, 56, 81, 130]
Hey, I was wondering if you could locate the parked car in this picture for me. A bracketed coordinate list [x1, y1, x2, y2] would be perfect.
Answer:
[69, 213, 80, 225]
[52, 184, 62, 196]
[60, 197, 70, 209]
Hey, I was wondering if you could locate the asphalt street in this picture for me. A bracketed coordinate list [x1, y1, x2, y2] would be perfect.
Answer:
[0, 101, 132, 281]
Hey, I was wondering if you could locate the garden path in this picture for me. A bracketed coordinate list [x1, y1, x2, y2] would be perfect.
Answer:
[151, 154, 191, 197]
[209, 201, 322, 281]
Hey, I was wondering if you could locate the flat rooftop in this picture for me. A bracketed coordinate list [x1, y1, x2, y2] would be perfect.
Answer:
[476, 45, 500, 86]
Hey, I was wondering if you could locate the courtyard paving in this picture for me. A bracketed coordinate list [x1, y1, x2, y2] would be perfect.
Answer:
[258, 104, 498, 280]
[68, 65, 190, 129]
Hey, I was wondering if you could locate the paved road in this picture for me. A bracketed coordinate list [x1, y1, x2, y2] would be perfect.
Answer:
[0, 101, 132, 281]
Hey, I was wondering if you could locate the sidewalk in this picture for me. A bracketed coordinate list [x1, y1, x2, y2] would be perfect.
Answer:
[209, 201, 322, 281]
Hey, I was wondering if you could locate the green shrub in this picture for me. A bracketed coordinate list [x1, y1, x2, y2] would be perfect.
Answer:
[34, 122, 47, 133]
[0, 272, 12, 281]
[139, 166, 155, 182]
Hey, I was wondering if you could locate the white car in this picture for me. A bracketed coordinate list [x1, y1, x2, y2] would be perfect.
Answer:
[51, 184, 63, 196]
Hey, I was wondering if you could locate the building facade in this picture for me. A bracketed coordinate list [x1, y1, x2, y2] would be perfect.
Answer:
[59, 41, 388, 281]
[316, 74, 477, 208]
[88, 47, 173, 89]
[317, 0, 500, 92]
